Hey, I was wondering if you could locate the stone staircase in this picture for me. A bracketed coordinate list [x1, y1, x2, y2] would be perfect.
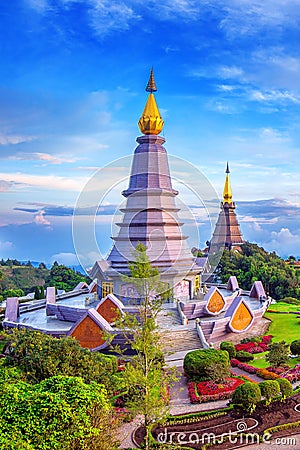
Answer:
[160, 328, 202, 354]
[156, 304, 203, 364]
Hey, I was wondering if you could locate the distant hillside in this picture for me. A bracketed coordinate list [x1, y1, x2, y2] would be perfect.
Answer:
[214, 242, 300, 301]
[0, 259, 90, 300]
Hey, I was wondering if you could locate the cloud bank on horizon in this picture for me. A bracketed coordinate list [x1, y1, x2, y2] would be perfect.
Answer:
[1, 0, 300, 264]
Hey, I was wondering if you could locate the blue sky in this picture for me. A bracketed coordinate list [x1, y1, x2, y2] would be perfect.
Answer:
[1, 0, 300, 266]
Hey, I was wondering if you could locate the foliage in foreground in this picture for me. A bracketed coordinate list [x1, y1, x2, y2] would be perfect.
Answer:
[0, 373, 118, 450]
[3, 329, 118, 393]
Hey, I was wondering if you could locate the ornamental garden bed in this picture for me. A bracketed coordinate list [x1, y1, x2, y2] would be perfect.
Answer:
[188, 377, 244, 404]
[133, 393, 300, 449]
[231, 358, 300, 383]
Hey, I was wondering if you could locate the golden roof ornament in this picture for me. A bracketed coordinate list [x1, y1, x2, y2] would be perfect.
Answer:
[138, 68, 164, 135]
[223, 162, 233, 203]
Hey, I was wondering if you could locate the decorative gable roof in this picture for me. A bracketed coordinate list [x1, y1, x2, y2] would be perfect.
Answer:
[73, 281, 89, 291]
[96, 293, 124, 323]
[204, 286, 226, 315]
[225, 296, 254, 333]
[227, 276, 239, 291]
[67, 308, 113, 350]
[249, 281, 266, 299]
[88, 279, 98, 293]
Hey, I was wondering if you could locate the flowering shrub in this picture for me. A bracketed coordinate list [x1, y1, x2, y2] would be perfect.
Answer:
[262, 335, 273, 345]
[230, 359, 259, 374]
[266, 365, 290, 375]
[235, 335, 272, 354]
[188, 378, 244, 403]
[257, 368, 281, 380]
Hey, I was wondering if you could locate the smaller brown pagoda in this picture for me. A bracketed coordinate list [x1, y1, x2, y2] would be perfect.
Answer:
[210, 163, 243, 251]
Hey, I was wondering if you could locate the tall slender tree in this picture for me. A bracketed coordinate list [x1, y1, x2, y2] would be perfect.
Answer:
[118, 243, 177, 450]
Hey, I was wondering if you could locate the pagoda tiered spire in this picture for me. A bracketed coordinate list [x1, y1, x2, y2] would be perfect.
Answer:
[210, 163, 243, 251]
[106, 70, 198, 281]
[138, 68, 164, 135]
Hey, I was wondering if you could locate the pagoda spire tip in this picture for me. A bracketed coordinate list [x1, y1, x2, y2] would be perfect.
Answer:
[145, 67, 157, 93]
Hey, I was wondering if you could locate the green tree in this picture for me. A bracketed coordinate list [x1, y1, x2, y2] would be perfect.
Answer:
[2, 288, 24, 300]
[117, 243, 177, 450]
[266, 341, 290, 368]
[46, 263, 88, 291]
[277, 378, 293, 400]
[0, 374, 118, 450]
[232, 382, 261, 413]
[259, 380, 280, 405]
[290, 340, 300, 356]
[33, 285, 45, 300]
[220, 341, 236, 359]
[214, 242, 300, 300]
[3, 329, 118, 393]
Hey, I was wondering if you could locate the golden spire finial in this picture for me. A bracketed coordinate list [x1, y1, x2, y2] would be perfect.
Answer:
[223, 162, 233, 203]
[138, 68, 164, 135]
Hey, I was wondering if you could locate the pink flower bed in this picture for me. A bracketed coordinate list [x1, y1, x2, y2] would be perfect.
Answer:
[235, 335, 273, 354]
[231, 359, 300, 383]
[188, 378, 244, 404]
[230, 359, 259, 374]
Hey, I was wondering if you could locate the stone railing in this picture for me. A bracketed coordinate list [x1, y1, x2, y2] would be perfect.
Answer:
[195, 318, 210, 349]
[176, 299, 188, 325]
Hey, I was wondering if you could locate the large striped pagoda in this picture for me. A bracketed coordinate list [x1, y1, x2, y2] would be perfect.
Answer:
[210, 163, 243, 252]
[90, 70, 202, 303]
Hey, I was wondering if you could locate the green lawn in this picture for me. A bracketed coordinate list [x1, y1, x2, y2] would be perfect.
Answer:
[267, 302, 300, 312]
[244, 310, 300, 369]
[264, 312, 300, 343]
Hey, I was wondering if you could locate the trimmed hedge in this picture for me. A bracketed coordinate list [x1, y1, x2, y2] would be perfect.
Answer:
[235, 350, 254, 362]
[183, 349, 230, 380]
[220, 341, 236, 359]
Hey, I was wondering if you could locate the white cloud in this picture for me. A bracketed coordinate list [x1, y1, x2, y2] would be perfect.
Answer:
[263, 227, 300, 258]
[0, 133, 36, 145]
[0, 180, 15, 192]
[239, 215, 278, 225]
[218, 66, 244, 80]
[9, 152, 79, 165]
[34, 210, 51, 226]
[251, 89, 300, 104]
[0, 240, 13, 251]
[0, 172, 88, 192]
[259, 128, 290, 144]
[51, 252, 79, 266]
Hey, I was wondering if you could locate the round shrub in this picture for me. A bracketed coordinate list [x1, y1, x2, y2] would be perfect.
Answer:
[277, 378, 293, 399]
[220, 341, 236, 359]
[235, 350, 254, 362]
[232, 382, 261, 413]
[259, 380, 280, 405]
[290, 340, 300, 356]
[183, 349, 230, 380]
